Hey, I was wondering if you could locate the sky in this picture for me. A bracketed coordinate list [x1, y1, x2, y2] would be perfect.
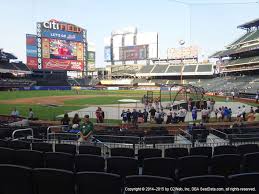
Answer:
[0, 0, 259, 67]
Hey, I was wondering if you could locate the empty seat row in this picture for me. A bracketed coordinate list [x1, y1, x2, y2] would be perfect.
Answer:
[1, 147, 259, 178]
[0, 140, 102, 155]
[0, 164, 259, 194]
[1, 140, 258, 158]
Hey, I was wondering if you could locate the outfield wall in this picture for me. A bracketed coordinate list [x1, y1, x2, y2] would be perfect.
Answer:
[21, 86, 72, 90]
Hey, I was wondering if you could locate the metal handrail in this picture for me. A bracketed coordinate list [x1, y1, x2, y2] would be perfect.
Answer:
[178, 128, 192, 139]
[12, 128, 34, 139]
[46, 125, 69, 141]
[210, 127, 228, 139]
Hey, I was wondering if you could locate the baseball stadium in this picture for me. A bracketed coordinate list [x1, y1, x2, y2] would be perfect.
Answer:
[1, 0, 259, 193]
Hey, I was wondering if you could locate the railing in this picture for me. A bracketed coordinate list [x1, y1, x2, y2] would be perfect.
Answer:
[12, 128, 34, 140]
[46, 125, 69, 141]
[210, 127, 229, 140]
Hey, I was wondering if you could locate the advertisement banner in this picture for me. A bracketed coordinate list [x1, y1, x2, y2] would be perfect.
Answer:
[26, 34, 37, 45]
[42, 58, 83, 71]
[26, 34, 37, 58]
[42, 38, 50, 58]
[77, 42, 84, 61]
[27, 57, 38, 70]
[41, 29, 84, 42]
[104, 46, 111, 61]
[87, 51, 95, 61]
[119, 45, 148, 61]
[26, 45, 37, 57]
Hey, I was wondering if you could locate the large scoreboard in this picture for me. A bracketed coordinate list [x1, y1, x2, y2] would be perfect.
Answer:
[26, 19, 87, 71]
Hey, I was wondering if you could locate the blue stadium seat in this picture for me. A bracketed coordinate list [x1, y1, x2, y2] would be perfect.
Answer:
[125, 175, 175, 194]
[15, 149, 44, 168]
[45, 152, 74, 171]
[76, 172, 121, 194]
[55, 143, 76, 155]
[228, 173, 259, 194]
[0, 139, 9, 147]
[179, 175, 226, 194]
[75, 154, 105, 172]
[138, 148, 162, 165]
[164, 147, 189, 158]
[0, 164, 33, 194]
[111, 147, 135, 157]
[214, 145, 237, 155]
[0, 147, 15, 164]
[178, 156, 209, 178]
[143, 157, 177, 179]
[210, 154, 241, 176]
[32, 142, 53, 152]
[243, 152, 259, 173]
[8, 140, 31, 150]
[78, 145, 101, 155]
[107, 156, 139, 177]
[33, 168, 75, 194]
[190, 146, 212, 158]
[237, 144, 259, 155]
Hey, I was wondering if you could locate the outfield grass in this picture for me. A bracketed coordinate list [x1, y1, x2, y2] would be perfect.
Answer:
[0, 90, 148, 120]
[0, 104, 84, 120]
[0, 90, 151, 100]
[64, 96, 140, 105]
[0, 90, 257, 121]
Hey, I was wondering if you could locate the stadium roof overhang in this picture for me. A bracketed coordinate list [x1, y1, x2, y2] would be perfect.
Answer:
[210, 44, 259, 58]
[238, 18, 259, 29]
[0, 68, 32, 74]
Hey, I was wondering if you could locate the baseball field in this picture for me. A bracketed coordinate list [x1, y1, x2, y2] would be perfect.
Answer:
[0, 90, 151, 121]
[0, 90, 257, 122]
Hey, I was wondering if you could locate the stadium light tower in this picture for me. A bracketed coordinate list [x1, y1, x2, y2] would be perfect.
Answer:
[179, 40, 185, 84]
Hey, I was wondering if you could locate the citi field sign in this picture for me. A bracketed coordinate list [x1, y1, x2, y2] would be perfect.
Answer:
[27, 19, 87, 71]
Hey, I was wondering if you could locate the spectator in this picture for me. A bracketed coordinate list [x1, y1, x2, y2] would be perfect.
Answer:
[255, 106, 259, 121]
[172, 112, 178, 123]
[210, 98, 215, 111]
[231, 91, 235, 100]
[72, 113, 81, 125]
[242, 105, 246, 121]
[228, 108, 232, 122]
[201, 107, 207, 123]
[223, 107, 230, 122]
[255, 94, 258, 103]
[178, 107, 187, 123]
[236, 107, 242, 122]
[95, 107, 104, 123]
[155, 110, 162, 124]
[61, 113, 70, 125]
[126, 109, 132, 123]
[149, 107, 156, 123]
[215, 108, 219, 121]
[78, 115, 94, 143]
[207, 107, 211, 123]
[121, 110, 128, 123]
[131, 109, 138, 127]
[138, 110, 144, 123]
[95, 107, 101, 123]
[143, 109, 149, 123]
[250, 107, 255, 114]
[247, 111, 255, 122]
[28, 108, 34, 120]
[160, 109, 166, 123]
[166, 112, 173, 124]
[192, 106, 197, 121]
[100, 108, 105, 123]
[11, 107, 19, 117]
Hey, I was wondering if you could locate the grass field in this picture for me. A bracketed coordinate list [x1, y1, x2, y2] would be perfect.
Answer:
[0, 90, 257, 121]
[0, 90, 148, 120]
